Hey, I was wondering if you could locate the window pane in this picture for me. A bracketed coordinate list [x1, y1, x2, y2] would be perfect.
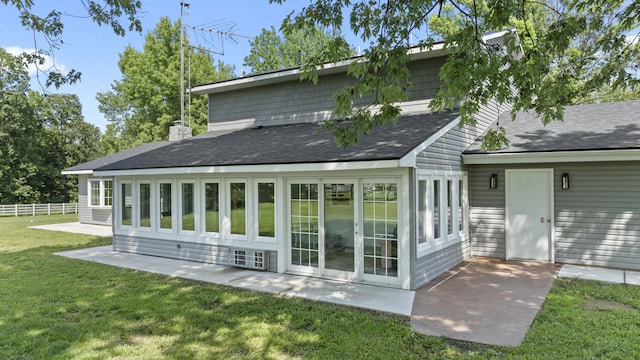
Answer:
[121, 183, 132, 226]
[447, 180, 453, 235]
[181, 183, 195, 231]
[205, 183, 219, 233]
[418, 180, 427, 244]
[362, 182, 398, 277]
[290, 183, 318, 268]
[104, 180, 113, 206]
[258, 182, 275, 237]
[433, 180, 440, 239]
[159, 183, 172, 229]
[139, 183, 151, 228]
[230, 182, 246, 235]
[459, 179, 464, 231]
[90, 181, 100, 206]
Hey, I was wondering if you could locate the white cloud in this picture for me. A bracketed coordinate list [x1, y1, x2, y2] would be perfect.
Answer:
[4, 46, 67, 77]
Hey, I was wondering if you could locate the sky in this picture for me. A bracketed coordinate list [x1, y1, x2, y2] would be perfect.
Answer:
[0, 1, 363, 132]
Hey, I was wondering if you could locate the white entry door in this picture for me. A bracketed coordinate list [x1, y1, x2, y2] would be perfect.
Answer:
[505, 169, 553, 261]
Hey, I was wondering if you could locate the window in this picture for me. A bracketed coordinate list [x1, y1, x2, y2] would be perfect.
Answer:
[139, 183, 151, 228]
[89, 179, 113, 207]
[363, 182, 398, 278]
[290, 183, 319, 267]
[181, 183, 195, 231]
[90, 181, 100, 206]
[258, 182, 275, 237]
[159, 182, 172, 230]
[447, 180, 453, 235]
[417, 180, 427, 245]
[204, 182, 219, 233]
[229, 182, 246, 235]
[433, 180, 440, 240]
[121, 182, 132, 226]
[458, 179, 465, 231]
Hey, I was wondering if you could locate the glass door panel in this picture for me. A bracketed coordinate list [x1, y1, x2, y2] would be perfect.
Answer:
[323, 183, 355, 273]
[362, 182, 398, 278]
[290, 183, 319, 268]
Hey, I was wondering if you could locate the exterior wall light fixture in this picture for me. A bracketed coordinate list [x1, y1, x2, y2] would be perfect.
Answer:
[489, 173, 498, 189]
[562, 173, 570, 189]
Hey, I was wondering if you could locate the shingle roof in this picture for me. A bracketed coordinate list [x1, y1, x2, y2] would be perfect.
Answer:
[63, 141, 171, 172]
[464, 100, 640, 154]
[95, 111, 460, 171]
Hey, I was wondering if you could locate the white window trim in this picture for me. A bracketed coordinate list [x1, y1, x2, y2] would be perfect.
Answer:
[416, 171, 466, 258]
[202, 180, 222, 238]
[87, 178, 113, 208]
[254, 178, 277, 243]
[117, 180, 133, 230]
[136, 180, 153, 232]
[226, 178, 248, 240]
[157, 179, 175, 234]
[178, 179, 198, 235]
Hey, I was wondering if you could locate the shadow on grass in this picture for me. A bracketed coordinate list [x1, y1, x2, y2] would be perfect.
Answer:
[1, 240, 486, 359]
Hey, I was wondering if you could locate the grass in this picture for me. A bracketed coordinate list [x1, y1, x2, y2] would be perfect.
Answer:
[1, 215, 640, 359]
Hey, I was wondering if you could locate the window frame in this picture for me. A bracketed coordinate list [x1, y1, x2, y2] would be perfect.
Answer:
[202, 180, 222, 237]
[416, 172, 466, 258]
[254, 178, 277, 243]
[137, 180, 152, 231]
[118, 180, 133, 229]
[179, 179, 197, 234]
[157, 179, 175, 234]
[226, 178, 248, 240]
[87, 178, 113, 208]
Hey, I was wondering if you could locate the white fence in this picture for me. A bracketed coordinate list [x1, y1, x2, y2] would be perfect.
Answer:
[0, 203, 78, 217]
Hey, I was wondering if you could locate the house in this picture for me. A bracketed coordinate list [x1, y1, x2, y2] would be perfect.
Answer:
[63, 27, 640, 291]
[464, 100, 640, 270]
[62, 141, 169, 225]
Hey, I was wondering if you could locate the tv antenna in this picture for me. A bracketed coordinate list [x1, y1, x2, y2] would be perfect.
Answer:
[180, 2, 253, 140]
[192, 20, 254, 56]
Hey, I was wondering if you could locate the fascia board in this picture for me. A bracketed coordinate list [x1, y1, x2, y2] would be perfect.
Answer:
[462, 149, 640, 165]
[93, 159, 403, 177]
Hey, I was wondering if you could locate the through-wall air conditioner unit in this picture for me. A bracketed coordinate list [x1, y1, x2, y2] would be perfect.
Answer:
[229, 248, 268, 270]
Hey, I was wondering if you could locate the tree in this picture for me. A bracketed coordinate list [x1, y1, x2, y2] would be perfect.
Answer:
[30, 93, 101, 202]
[0, 48, 101, 204]
[244, 25, 352, 73]
[97, 17, 235, 154]
[274, 0, 639, 149]
[1, 0, 142, 89]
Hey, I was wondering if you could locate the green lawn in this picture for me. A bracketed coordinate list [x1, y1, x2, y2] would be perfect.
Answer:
[1, 214, 640, 359]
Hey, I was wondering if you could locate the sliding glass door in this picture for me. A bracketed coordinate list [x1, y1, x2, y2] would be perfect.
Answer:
[288, 179, 398, 283]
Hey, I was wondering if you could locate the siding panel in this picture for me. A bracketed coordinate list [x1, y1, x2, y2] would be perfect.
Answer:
[208, 57, 446, 130]
[413, 239, 472, 289]
[78, 175, 113, 226]
[113, 235, 278, 272]
[468, 162, 640, 271]
[469, 166, 505, 258]
[417, 98, 510, 171]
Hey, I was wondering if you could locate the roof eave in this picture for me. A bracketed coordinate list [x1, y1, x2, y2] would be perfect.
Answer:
[93, 159, 405, 177]
[462, 149, 640, 165]
[61, 169, 94, 175]
[190, 45, 446, 95]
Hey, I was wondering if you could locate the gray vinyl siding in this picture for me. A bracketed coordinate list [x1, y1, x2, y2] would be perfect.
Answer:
[469, 166, 506, 257]
[554, 162, 640, 270]
[208, 57, 446, 129]
[114, 234, 278, 272]
[469, 162, 640, 271]
[413, 240, 472, 289]
[417, 98, 508, 171]
[78, 174, 113, 226]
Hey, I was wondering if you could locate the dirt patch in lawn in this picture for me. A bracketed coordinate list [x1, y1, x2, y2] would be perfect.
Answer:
[583, 298, 633, 311]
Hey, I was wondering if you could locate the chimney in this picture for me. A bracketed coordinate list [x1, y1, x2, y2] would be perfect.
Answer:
[169, 123, 192, 141]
